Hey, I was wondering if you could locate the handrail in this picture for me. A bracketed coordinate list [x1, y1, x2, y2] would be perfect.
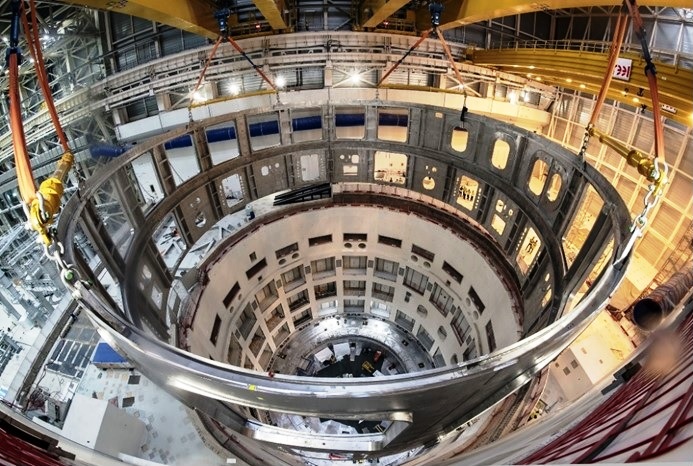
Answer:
[0, 31, 542, 169]
[484, 38, 693, 70]
[54, 98, 633, 453]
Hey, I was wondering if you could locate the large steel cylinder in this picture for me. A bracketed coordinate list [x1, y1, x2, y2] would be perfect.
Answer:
[633, 265, 693, 330]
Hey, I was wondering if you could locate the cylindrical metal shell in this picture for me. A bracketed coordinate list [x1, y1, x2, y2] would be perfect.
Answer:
[634, 266, 693, 330]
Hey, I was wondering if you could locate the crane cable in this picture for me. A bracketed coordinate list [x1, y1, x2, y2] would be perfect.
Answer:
[377, 3, 467, 95]
[624, 0, 665, 160]
[589, 11, 629, 128]
[8, 0, 75, 249]
[576, 10, 628, 161]
[7, 0, 34, 206]
[377, 29, 431, 87]
[592, 0, 669, 264]
[21, 0, 70, 152]
[7, 0, 78, 287]
[21, 0, 75, 247]
[190, 7, 276, 105]
[8, 52, 35, 206]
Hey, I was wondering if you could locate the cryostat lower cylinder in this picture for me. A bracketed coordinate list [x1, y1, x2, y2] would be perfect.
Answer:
[633, 265, 693, 330]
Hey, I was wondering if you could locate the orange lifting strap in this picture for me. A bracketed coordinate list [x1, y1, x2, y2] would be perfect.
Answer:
[191, 8, 276, 101]
[582, 1, 667, 192]
[9, 0, 74, 245]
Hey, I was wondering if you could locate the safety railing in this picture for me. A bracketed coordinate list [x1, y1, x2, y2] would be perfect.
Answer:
[486, 39, 693, 70]
[53, 96, 633, 457]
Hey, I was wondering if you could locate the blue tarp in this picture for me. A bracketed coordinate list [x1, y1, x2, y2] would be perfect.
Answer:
[91, 341, 128, 365]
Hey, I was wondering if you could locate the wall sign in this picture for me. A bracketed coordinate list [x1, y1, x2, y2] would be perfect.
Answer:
[613, 57, 633, 81]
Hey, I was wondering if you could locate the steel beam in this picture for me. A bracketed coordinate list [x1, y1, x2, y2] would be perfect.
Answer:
[362, 0, 411, 29]
[472, 49, 693, 128]
[252, 0, 288, 30]
[59, 0, 219, 39]
[428, 0, 693, 31]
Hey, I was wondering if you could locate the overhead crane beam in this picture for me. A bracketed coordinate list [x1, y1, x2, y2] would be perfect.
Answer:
[472, 48, 693, 127]
[419, 0, 693, 31]
[362, 0, 411, 29]
[59, 0, 219, 39]
[252, 0, 288, 30]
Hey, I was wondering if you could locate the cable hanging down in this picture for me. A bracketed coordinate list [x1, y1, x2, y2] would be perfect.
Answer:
[378, 2, 467, 92]
[583, 0, 671, 265]
[190, 7, 276, 104]
[7, 0, 79, 287]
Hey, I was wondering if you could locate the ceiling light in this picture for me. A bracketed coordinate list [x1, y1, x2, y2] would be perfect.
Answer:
[529, 65, 535, 70]
[192, 91, 205, 103]
[566, 78, 572, 83]
[633, 97, 640, 103]
[526, 73, 532, 78]
[229, 83, 241, 96]
[579, 84, 586, 89]
[535, 76, 542, 82]
[275, 75, 286, 88]
[349, 71, 361, 85]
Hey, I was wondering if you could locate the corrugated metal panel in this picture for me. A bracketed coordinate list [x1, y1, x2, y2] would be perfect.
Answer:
[681, 23, 693, 55]
[160, 29, 183, 56]
[133, 16, 152, 34]
[110, 13, 133, 41]
[615, 178, 637, 204]
[137, 41, 157, 64]
[243, 72, 264, 92]
[655, 202, 682, 241]
[633, 116, 654, 152]
[654, 20, 679, 51]
[125, 96, 158, 122]
[576, 97, 593, 126]
[603, 147, 623, 169]
[611, 111, 633, 141]
[555, 95, 573, 119]
[552, 118, 568, 142]
[663, 126, 684, 165]
[568, 122, 584, 149]
[302, 68, 324, 88]
[144, 95, 159, 115]
[679, 137, 693, 174]
[183, 32, 206, 50]
[639, 231, 666, 266]
[116, 49, 138, 71]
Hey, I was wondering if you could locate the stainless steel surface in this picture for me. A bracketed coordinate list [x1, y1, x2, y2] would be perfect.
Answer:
[633, 263, 693, 330]
[57, 98, 632, 457]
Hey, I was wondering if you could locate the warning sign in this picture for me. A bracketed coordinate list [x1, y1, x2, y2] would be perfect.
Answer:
[613, 57, 632, 81]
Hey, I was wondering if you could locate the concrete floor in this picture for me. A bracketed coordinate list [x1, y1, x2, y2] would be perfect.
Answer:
[76, 363, 225, 465]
